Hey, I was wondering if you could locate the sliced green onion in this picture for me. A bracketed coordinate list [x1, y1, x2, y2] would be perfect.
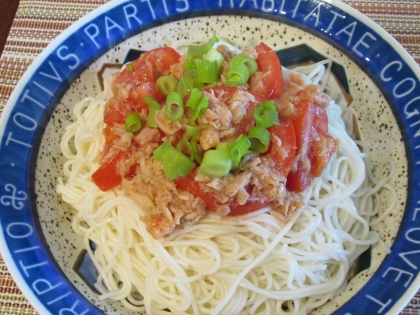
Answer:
[199, 150, 232, 177]
[165, 92, 184, 121]
[177, 77, 194, 97]
[204, 48, 225, 70]
[226, 63, 250, 86]
[226, 54, 258, 86]
[216, 135, 251, 169]
[229, 134, 251, 163]
[217, 37, 234, 45]
[248, 126, 271, 153]
[183, 68, 204, 89]
[184, 125, 197, 139]
[183, 56, 197, 70]
[190, 129, 202, 164]
[185, 88, 203, 111]
[187, 31, 218, 58]
[126, 62, 133, 73]
[231, 54, 258, 75]
[190, 95, 209, 125]
[153, 141, 195, 180]
[143, 97, 161, 128]
[196, 59, 218, 84]
[157, 75, 177, 96]
[183, 68, 197, 81]
[125, 112, 142, 133]
[254, 100, 280, 128]
[177, 139, 193, 157]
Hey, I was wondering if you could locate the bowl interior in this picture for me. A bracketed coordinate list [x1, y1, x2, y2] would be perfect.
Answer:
[33, 15, 407, 314]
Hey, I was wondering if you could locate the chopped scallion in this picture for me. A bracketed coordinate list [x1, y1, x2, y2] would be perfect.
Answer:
[196, 59, 219, 84]
[157, 75, 177, 96]
[143, 97, 161, 128]
[231, 54, 258, 75]
[126, 62, 133, 73]
[226, 54, 258, 86]
[177, 139, 193, 157]
[177, 77, 194, 97]
[226, 63, 250, 86]
[204, 48, 225, 70]
[190, 129, 202, 164]
[187, 31, 219, 58]
[165, 91, 184, 121]
[199, 150, 232, 177]
[229, 134, 251, 163]
[216, 135, 251, 169]
[190, 95, 209, 125]
[153, 141, 195, 180]
[183, 68, 204, 89]
[185, 88, 203, 111]
[254, 100, 280, 128]
[248, 126, 271, 153]
[125, 112, 142, 133]
[183, 56, 197, 70]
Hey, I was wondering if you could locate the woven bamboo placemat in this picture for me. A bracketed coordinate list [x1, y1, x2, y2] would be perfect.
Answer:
[0, 0, 419, 314]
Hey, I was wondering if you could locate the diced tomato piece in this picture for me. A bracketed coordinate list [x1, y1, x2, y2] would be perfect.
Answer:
[249, 42, 284, 99]
[92, 151, 126, 191]
[286, 101, 338, 192]
[174, 170, 221, 211]
[310, 105, 339, 176]
[125, 164, 139, 180]
[141, 47, 181, 77]
[104, 84, 163, 126]
[103, 95, 134, 125]
[228, 200, 270, 216]
[103, 125, 120, 145]
[126, 82, 164, 111]
[114, 47, 180, 86]
[114, 59, 155, 86]
[267, 121, 296, 178]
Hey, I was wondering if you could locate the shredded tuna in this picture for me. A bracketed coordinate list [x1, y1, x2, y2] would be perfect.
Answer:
[154, 107, 188, 135]
[198, 128, 220, 150]
[123, 154, 206, 239]
[229, 90, 256, 124]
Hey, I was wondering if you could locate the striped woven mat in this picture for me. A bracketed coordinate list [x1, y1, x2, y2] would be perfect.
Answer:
[0, 0, 419, 314]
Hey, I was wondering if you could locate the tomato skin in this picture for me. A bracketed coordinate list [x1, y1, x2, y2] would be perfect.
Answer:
[228, 200, 270, 216]
[103, 125, 120, 145]
[126, 82, 164, 111]
[310, 105, 338, 177]
[103, 96, 131, 126]
[267, 121, 296, 178]
[105, 47, 179, 127]
[174, 170, 221, 211]
[286, 100, 338, 192]
[114, 47, 180, 86]
[142, 47, 181, 77]
[115, 59, 155, 86]
[92, 151, 126, 191]
[249, 42, 284, 99]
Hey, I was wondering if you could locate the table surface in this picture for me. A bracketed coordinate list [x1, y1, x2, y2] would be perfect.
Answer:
[0, 0, 419, 314]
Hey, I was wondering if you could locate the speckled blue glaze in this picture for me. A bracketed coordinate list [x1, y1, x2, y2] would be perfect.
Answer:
[0, 1, 419, 314]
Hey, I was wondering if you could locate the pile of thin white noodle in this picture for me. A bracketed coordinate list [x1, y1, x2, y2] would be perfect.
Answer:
[56, 62, 396, 315]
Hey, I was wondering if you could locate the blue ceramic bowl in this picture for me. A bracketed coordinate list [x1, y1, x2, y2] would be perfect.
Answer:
[0, 1, 419, 314]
